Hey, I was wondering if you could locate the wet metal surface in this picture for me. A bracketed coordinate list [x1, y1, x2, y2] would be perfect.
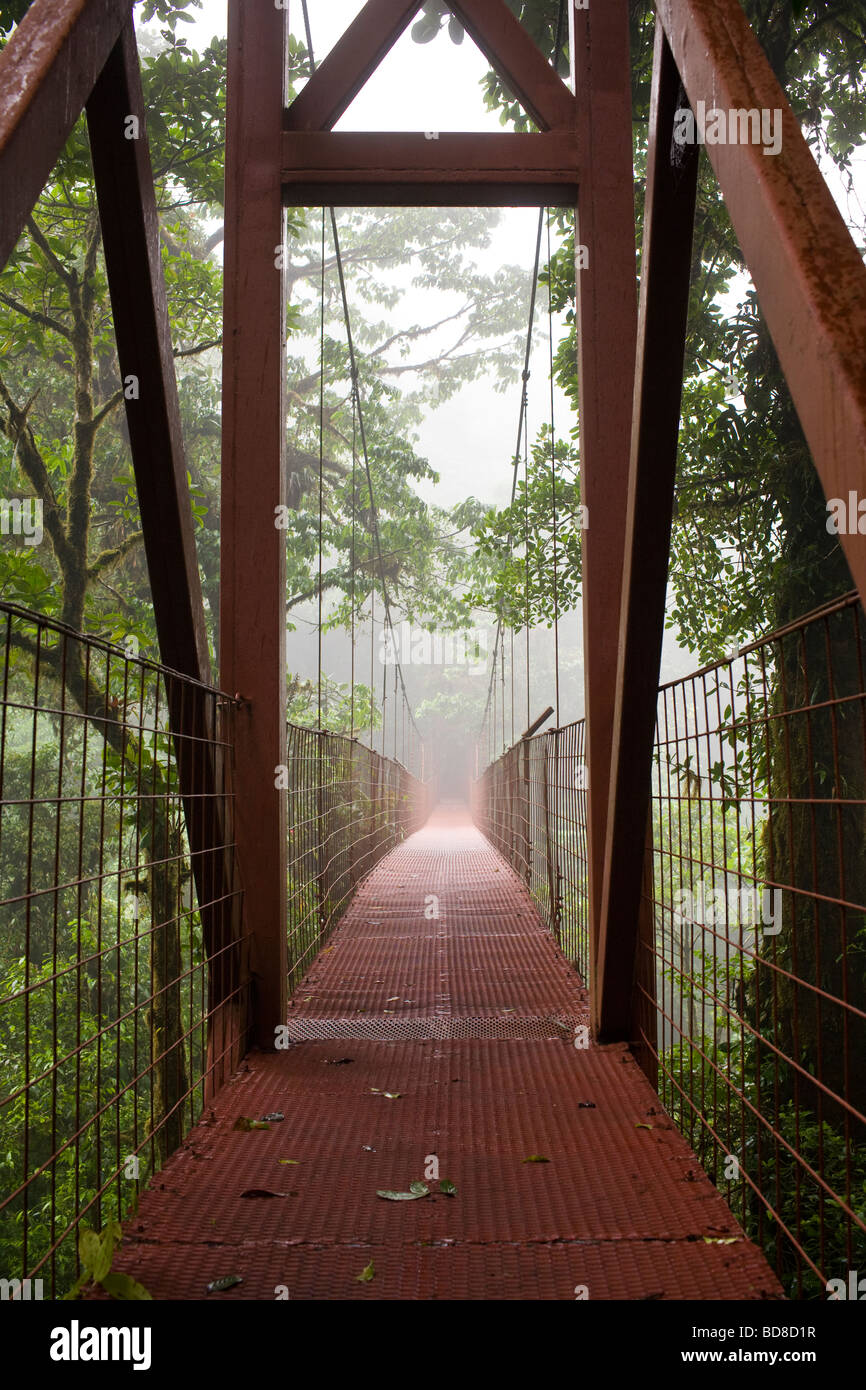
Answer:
[112, 805, 782, 1300]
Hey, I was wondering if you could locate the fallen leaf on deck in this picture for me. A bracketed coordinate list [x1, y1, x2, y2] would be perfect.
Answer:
[355, 1261, 376, 1283]
[376, 1181, 429, 1201]
[207, 1275, 243, 1294]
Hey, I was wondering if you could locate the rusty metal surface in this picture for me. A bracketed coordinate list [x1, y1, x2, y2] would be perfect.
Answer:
[0, 0, 129, 270]
[571, 0, 639, 1010]
[87, 18, 211, 687]
[110, 806, 782, 1299]
[654, 0, 866, 614]
[220, 0, 289, 1046]
[280, 130, 580, 208]
[594, 19, 700, 1042]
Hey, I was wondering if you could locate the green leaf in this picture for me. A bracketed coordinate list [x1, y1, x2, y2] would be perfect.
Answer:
[439, 1178, 457, 1196]
[207, 1274, 243, 1294]
[79, 1222, 120, 1283]
[522, 1154, 550, 1163]
[376, 1182, 430, 1201]
[355, 1260, 376, 1283]
[100, 1271, 153, 1301]
[233, 1116, 270, 1131]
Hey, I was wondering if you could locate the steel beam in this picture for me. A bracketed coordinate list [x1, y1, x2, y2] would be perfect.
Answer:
[594, 20, 699, 1040]
[88, 19, 247, 1080]
[0, 0, 129, 270]
[449, 0, 576, 131]
[86, 18, 210, 684]
[284, 0, 420, 132]
[281, 130, 579, 206]
[220, 0, 289, 1047]
[570, 0, 638, 1029]
[655, 0, 866, 613]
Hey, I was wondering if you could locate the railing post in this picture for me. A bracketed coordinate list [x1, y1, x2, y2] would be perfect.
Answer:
[522, 738, 532, 888]
[631, 816, 659, 1089]
[541, 734, 560, 943]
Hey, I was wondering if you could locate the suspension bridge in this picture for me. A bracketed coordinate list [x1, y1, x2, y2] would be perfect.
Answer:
[0, 0, 865, 1307]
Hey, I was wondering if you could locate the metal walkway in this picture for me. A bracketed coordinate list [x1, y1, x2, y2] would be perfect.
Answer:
[111, 805, 781, 1300]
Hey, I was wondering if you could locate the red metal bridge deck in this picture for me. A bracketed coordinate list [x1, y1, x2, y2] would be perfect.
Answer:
[113, 805, 782, 1300]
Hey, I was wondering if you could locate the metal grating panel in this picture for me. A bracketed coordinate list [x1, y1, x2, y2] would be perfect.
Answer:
[285, 1013, 583, 1040]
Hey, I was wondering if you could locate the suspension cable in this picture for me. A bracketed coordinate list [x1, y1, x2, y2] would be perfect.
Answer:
[302, 0, 422, 766]
[478, 0, 567, 754]
[547, 209, 561, 726]
[317, 207, 326, 731]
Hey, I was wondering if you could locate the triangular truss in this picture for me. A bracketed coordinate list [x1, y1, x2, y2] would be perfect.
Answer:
[282, 0, 579, 206]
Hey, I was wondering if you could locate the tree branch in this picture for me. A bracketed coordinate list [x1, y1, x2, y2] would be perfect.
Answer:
[87, 531, 144, 580]
[0, 290, 71, 340]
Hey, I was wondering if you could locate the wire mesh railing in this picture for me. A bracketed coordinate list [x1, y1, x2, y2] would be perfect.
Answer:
[286, 723, 435, 993]
[474, 592, 866, 1299]
[473, 717, 589, 978]
[0, 602, 247, 1296]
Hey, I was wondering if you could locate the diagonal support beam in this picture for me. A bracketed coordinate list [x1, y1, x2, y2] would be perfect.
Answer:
[87, 19, 247, 1078]
[655, 0, 866, 614]
[86, 17, 210, 685]
[593, 19, 699, 1040]
[449, 0, 576, 130]
[0, 0, 129, 270]
[284, 0, 421, 131]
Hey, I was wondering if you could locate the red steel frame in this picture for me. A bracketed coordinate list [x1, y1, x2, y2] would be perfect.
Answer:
[221, 0, 636, 1049]
[3, 0, 863, 1057]
[597, 0, 866, 1041]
